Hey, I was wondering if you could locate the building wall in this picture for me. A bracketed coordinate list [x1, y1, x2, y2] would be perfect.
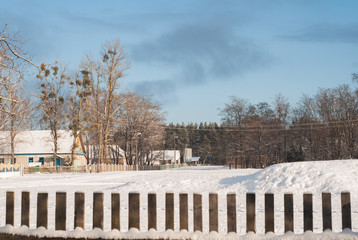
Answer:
[0, 154, 87, 167]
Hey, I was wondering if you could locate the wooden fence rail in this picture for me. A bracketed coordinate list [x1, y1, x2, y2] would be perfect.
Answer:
[23, 164, 182, 174]
[2, 191, 353, 234]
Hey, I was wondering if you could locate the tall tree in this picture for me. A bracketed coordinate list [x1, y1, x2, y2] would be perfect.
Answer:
[2, 73, 32, 163]
[82, 40, 129, 164]
[66, 70, 92, 165]
[0, 25, 37, 164]
[37, 63, 67, 166]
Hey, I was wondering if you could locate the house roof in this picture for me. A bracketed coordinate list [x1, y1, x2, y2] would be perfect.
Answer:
[0, 130, 81, 155]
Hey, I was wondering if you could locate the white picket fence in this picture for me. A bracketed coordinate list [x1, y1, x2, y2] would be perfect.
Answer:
[0, 164, 23, 178]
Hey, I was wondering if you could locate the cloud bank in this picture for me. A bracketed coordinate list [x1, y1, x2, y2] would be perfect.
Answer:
[131, 22, 271, 104]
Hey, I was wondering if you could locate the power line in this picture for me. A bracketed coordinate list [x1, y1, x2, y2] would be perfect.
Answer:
[164, 119, 358, 133]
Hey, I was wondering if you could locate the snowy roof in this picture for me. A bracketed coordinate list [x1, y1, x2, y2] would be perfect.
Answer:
[0, 130, 78, 155]
[191, 157, 201, 162]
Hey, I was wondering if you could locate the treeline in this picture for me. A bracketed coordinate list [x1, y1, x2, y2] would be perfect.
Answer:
[166, 85, 358, 167]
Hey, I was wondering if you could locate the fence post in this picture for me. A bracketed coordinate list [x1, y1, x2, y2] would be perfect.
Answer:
[128, 192, 140, 230]
[303, 193, 313, 232]
[21, 191, 30, 227]
[166, 193, 174, 230]
[93, 192, 104, 230]
[227, 193, 236, 233]
[322, 192, 332, 230]
[55, 192, 67, 230]
[341, 192, 351, 230]
[6, 191, 14, 226]
[37, 192, 48, 229]
[246, 193, 256, 233]
[284, 194, 294, 233]
[194, 194, 202, 232]
[148, 193, 157, 230]
[179, 193, 188, 231]
[74, 192, 85, 229]
[265, 193, 274, 233]
[209, 193, 218, 232]
[111, 193, 120, 230]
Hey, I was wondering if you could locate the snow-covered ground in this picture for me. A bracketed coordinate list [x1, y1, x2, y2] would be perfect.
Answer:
[1, 160, 358, 239]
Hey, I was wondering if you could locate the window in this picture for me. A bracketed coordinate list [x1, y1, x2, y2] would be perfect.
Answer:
[28, 157, 34, 163]
[10, 157, 16, 164]
[39, 157, 44, 165]
[0, 158, 4, 164]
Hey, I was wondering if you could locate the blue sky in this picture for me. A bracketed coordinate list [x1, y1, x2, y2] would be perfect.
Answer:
[2, 0, 358, 124]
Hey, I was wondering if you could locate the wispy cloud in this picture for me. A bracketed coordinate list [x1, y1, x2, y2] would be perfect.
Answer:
[131, 22, 271, 87]
[132, 79, 178, 105]
[281, 23, 358, 44]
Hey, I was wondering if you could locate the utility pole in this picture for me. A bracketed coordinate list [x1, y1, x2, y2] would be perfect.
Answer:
[173, 135, 178, 164]
[135, 132, 141, 167]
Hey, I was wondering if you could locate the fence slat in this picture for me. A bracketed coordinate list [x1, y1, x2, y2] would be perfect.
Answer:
[148, 193, 157, 230]
[93, 192, 104, 230]
[55, 192, 67, 230]
[341, 192, 351, 230]
[209, 193, 218, 232]
[128, 192, 140, 230]
[37, 193, 48, 229]
[74, 192, 85, 229]
[179, 193, 188, 231]
[6, 191, 14, 226]
[165, 193, 174, 230]
[303, 193, 313, 232]
[322, 193, 332, 230]
[5, 190, 350, 234]
[265, 193, 274, 233]
[21, 191, 30, 227]
[284, 194, 293, 233]
[246, 193, 256, 233]
[227, 193, 236, 233]
[194, 194, 202, 232]
[111, 193, 120, 230]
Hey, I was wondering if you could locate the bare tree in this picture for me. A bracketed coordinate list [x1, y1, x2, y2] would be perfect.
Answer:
[0, 25, 38, 72]
[66, 70, 92, 165]
[37, 63, 67, 166]
[114, 92, 165, 165]
[273, 93, 290, 163]
[82, 40, 129, 164]
[1, 72, 32, 163]
[0, 25, 38, 163]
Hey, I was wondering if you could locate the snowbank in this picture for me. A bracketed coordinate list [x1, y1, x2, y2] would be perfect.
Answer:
[1, 225, 358, 240]
[1, 160, 358, 239]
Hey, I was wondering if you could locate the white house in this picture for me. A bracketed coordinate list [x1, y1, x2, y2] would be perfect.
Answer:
[0, 130, 87, 167]
[149, 150, 180, 165]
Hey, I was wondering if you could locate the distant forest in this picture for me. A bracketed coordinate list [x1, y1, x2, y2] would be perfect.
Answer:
[165, 84, 358, 167]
